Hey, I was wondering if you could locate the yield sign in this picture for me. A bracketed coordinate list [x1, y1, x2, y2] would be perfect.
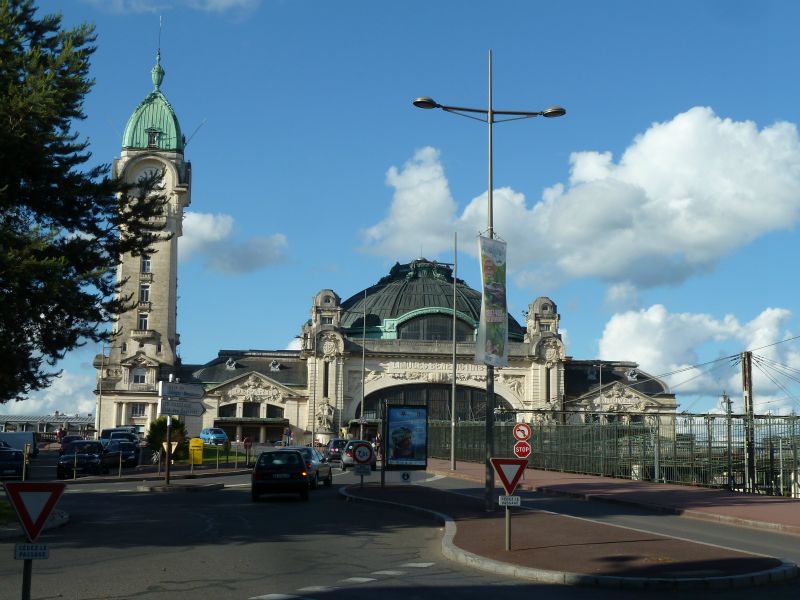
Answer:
[490, 458, 528, 495]
[3, 482, 65, 542]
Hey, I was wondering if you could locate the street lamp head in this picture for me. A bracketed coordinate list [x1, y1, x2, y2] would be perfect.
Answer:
[413, 97, 439, 109]
[542, 105, 566, 118]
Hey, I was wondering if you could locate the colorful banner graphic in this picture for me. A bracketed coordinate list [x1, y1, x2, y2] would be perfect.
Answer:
[475, 236, 508, 367]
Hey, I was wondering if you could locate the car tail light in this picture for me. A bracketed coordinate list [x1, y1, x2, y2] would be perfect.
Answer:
[306, 462, 313, 469]
[346, 450, 352, 457]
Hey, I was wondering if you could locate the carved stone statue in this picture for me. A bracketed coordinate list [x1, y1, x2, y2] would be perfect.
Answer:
[316, 400, 335, 431]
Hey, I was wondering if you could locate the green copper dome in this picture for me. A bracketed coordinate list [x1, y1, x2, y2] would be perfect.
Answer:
[339, 259, 525, 339]
[122, 52, 184, 152]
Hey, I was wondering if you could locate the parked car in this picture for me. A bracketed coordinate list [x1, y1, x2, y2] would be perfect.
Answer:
[109, 431, 139, 447]
[57, 440, 115, 478]
[340, 439, 377, 471]
[59, 434, 83, 455]
[0, 448, 24, 479]
[0, 431, 39, 458]
[323, 438, 347, 464]
[251, 449, 310, 501]
[104, 440, 139, 468]
[200, 428, 228, 445]
[99, 427, 138, 447]
[285, 446, 333, 489]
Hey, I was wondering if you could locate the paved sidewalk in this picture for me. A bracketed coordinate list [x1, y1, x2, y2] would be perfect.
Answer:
[426, 458, 800, 536]
[345, 461, 800, 588]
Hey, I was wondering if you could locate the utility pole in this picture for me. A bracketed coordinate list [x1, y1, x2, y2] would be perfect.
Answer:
[722, 392, 733, 490]
[741, 351, 756, 492]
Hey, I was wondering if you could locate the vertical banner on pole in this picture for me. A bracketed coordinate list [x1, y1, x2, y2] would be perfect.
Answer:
[475, 236, 508, 367]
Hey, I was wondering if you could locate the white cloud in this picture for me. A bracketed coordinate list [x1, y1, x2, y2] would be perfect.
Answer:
[361, 147, 460, 259]
[181, 211, 287, 274]
[180, 212, 234, 261]
[366, 108, 800, 291]
[6, 371, 95, 417]
[599, 304, 799, 413]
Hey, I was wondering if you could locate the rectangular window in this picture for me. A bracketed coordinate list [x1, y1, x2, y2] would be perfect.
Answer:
[131, 403, 147, 417]
[132, 369, 146, 384]
[323, 361, 329, 398]
[141, 256, 151, 273]
[139, 285, 150, 303]
[321, 317, 333, 325]
[137, 313, 148, 330]
[539, 324, 551, 332]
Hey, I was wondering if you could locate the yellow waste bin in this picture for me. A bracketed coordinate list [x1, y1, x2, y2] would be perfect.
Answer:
[189, 438, 204, 466]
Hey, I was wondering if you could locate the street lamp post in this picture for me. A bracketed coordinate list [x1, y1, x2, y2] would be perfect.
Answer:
[414, 50, 565, 511]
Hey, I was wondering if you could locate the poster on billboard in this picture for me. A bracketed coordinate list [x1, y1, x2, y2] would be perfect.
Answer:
[475, 235, 508, 367]
[384, 406, 428, 470]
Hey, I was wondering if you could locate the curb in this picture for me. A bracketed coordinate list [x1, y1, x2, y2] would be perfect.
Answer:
[340, 485, 799, 589]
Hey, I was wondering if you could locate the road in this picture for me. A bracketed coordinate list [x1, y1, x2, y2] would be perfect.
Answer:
[2, 467, 799, 599]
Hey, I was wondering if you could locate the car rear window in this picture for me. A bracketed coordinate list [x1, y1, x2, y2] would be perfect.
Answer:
[258, 452, 300, 466]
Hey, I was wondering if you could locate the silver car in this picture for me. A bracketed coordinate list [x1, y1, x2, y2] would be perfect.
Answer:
[283, 446, 333, 489]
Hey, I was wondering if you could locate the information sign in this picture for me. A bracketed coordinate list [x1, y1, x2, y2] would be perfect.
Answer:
[15, 544, 49, 560]
[489, 458, 528, 495]
[158, 397, 205, 417]
[157, 381, 204, 399]
[513, 423, 532, 441]
[498, 495, 521, 507]
[353, 464, 372, 476]
[513, 440, 531, 459]
[3, 482, 66, 542]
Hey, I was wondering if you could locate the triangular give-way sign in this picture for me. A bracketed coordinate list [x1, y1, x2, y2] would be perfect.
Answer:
[3, 482, 65, 542]
[490, 457, 528, 495]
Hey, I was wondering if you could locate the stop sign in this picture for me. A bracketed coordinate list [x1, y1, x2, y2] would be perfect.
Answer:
[513, 440, 531, 459]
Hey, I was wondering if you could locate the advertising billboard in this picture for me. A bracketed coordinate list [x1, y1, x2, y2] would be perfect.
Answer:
[475, 235, 508, 367]
[384, 406, 428, 470]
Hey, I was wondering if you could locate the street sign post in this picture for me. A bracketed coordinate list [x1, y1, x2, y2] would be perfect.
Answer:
[4, 482, 65, 600]
[513, 440, 531, 459]
[489, 458, 528, 551]
[513, 423, 532, 441]
[157, 381, 204, 399]
[352, 441, 374, 486]
[158, 397, 206, 417]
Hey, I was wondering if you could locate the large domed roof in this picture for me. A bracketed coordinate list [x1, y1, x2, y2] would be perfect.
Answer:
[122, 52, 184, 152]
[339, 259, 525, 338]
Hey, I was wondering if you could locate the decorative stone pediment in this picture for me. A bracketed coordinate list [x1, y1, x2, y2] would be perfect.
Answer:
[212, 373, 296, 405]
[579, 382, 652, 413]
[120, 352, 160, 368]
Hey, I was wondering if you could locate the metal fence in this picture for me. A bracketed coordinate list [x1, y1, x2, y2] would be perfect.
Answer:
[428, 411, 800, 497]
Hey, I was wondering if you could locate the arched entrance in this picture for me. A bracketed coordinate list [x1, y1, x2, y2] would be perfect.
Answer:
[358, 383, 515, 422]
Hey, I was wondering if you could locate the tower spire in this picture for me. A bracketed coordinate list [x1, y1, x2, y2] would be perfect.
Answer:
[152, 17, 164, 90]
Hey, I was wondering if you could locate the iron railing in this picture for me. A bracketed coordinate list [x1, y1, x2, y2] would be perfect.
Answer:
[428, 410, 800, 497]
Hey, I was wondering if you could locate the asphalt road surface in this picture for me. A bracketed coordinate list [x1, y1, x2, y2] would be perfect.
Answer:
[2, 470, 799, 599]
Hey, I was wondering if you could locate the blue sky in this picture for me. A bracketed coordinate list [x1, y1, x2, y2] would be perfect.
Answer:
[11, 0, 800, 417]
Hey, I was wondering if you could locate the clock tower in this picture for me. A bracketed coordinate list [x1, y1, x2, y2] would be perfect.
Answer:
[94, 51, 191, 433]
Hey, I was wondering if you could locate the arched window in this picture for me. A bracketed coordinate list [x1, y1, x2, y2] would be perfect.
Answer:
[398, 315, 473, 342]
[218, 404, 236, 418]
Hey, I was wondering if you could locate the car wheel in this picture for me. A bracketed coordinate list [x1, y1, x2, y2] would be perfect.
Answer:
[310, 473, 318, 490]
[340, 462, 346, 472]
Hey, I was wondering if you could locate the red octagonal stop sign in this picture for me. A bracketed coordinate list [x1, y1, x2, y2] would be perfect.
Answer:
[513, 440, 531, 459]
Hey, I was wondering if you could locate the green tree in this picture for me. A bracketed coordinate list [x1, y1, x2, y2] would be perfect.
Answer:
[0, 0, 169, 402]
[145, 416, 187, 459]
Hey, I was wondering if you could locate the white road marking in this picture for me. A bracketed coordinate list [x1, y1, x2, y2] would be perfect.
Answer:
[339, 577, 377, 583]
[248, 595, 307, 600]
[296, 586, 337, 593]
[400, 562, 435, 568]
[370, 570, 406, 576]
